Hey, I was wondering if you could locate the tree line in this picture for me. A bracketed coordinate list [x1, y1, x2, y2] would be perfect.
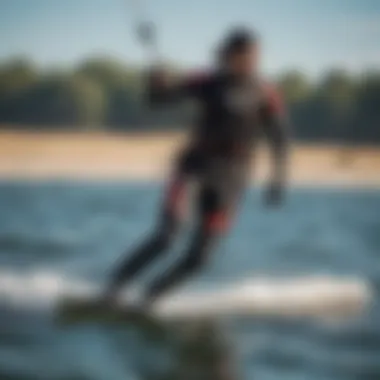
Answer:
[0, 57, 379, 144]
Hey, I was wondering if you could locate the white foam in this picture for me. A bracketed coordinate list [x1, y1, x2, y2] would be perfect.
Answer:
[0, 270, 373, 319]
[156, 276, 373, 319]
[0, 269, 96, 309]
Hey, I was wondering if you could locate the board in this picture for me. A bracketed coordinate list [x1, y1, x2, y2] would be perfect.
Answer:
[56, 295, 237, 380]
[56, 295, 219, 346]
[56, 296, 168, 335]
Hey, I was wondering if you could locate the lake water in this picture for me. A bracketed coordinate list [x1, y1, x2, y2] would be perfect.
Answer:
[0, 182, 379, 380]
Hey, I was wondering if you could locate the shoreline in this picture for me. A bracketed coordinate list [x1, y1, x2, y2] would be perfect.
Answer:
[1, 130, 380, 187]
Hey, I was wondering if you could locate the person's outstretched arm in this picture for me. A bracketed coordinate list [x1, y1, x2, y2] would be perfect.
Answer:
[260, 85, 290, 206]
[146, 67, 207, 106]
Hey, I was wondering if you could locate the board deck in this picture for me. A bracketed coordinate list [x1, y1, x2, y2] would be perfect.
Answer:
[56, 295, 219, 345]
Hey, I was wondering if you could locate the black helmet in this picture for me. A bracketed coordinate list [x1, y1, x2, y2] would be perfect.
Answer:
[219, 27, 258, 61]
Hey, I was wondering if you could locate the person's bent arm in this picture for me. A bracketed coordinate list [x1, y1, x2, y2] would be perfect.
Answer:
[260, 85, 290, 205]
[146, 67, 207, 106]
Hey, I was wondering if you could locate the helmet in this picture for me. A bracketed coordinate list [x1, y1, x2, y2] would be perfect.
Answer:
[219, 27, 259, 61]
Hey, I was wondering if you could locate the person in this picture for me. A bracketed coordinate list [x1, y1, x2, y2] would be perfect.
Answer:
[104, 27, 289, 309]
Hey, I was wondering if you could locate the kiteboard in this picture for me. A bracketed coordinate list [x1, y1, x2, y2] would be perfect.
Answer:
[56, 294, 219, 346]
[56, 296, 169, 335]
[55, 273, 371, 330]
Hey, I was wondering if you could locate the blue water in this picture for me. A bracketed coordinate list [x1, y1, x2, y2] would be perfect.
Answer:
[0, 182, 380, 380]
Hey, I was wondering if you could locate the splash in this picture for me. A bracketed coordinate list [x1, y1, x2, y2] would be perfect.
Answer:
[0, 269, 373, 319]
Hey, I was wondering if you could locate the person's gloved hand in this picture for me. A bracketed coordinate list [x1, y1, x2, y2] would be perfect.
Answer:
[264, 180, 285, 207]
[148, 66, 168, 86]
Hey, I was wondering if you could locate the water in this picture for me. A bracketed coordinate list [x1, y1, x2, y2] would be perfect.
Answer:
[0, 181, 379, 380]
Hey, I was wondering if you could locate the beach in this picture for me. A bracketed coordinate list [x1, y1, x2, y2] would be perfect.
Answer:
[1, 130, 379, 186]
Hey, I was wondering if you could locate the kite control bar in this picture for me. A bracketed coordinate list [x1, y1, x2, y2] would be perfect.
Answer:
[128, 0, 160, 64]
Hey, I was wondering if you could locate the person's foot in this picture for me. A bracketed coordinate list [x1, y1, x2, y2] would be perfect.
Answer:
[97, 292, 117, 307]
[98, 291, 154, 322]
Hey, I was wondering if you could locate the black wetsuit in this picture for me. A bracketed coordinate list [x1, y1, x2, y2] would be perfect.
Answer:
[108, 69, 289, 303]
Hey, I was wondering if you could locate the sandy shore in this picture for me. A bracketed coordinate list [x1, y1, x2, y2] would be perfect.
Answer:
[1, 130, 380, 187]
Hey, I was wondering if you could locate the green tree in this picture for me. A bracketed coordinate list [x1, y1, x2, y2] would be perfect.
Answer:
[318, 69, 356, 109]
[0, 58, 38, 124]
[308, 70, 356, 143]
[277, 70, 311, 103]
[353, 71, 380, 142]
[0, 58, 37, 96]
[16, 73, 105, 127]
[66, 75, 106, 128]
[76, 57, 143, 127]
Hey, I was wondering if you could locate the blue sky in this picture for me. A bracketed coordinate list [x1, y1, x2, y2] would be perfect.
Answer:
[1, 0, 379, 76]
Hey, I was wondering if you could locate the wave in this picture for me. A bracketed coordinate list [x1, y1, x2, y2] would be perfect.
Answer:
[0, 269, 95, 309]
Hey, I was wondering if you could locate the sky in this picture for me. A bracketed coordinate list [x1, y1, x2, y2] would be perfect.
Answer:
[0, 0, 379, 76]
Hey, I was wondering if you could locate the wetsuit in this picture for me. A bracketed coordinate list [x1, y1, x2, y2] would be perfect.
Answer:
[108, 69, 289, 303]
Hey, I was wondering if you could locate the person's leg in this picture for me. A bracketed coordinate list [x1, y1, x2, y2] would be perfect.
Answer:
[105, 174, 188, 299]
[144, 184, 233, 303]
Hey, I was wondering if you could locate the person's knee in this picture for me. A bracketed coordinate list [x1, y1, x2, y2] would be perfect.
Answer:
[182, 228, 218, 273]
[151, 227, 176, 252]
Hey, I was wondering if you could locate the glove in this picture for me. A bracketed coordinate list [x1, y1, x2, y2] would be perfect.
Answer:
[147, 66, 168, 86]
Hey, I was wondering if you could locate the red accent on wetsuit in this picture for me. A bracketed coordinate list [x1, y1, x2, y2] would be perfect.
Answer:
[165, 177, 187, 218]
[204, 212, 230, 233]
[264, 84, 284, 115]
